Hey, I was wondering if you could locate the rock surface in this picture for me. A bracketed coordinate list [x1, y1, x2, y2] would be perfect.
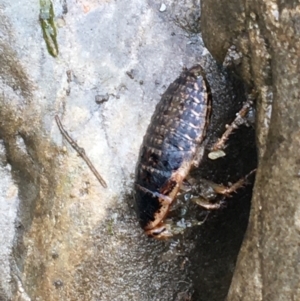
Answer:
[201, 0, 300, 300]
[0, 0, 260, 300]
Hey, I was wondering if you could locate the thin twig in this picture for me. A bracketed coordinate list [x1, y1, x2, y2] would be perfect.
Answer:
[55, 115, 107, 188]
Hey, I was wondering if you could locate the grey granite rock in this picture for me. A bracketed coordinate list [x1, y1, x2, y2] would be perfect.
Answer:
[201, 0, 300, 300]
[0, 0, 210, 300]
[0, 0, 264, 300]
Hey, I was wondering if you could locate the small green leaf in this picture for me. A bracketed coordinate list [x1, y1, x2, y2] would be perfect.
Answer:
[39, 0, 59, 57]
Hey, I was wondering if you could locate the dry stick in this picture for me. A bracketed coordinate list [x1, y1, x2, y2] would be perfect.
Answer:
[55, 115, 107, 188]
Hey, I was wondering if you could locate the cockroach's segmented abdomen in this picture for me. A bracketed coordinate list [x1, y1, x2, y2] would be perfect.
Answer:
[134, 65, 212, 231]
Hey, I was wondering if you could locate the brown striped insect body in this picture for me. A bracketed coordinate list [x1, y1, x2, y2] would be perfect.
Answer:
[134, 65, 212, 239]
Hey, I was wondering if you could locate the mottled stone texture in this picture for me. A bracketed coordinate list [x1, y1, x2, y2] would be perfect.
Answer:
[0, 1, 204, 300]
[3, 0, 298, 300]
[202, 0, 300, 300]
[2, 0, 250, 300]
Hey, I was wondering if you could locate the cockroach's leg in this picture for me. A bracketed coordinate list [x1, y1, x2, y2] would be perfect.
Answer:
[187, 169, 256, 209]
[209, 97, 255, 159]
[147, 211, 210, 239]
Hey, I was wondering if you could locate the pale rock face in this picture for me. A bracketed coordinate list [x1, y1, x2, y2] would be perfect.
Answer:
[0, 0, 208, 300]
[0, 0, 266, 300]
